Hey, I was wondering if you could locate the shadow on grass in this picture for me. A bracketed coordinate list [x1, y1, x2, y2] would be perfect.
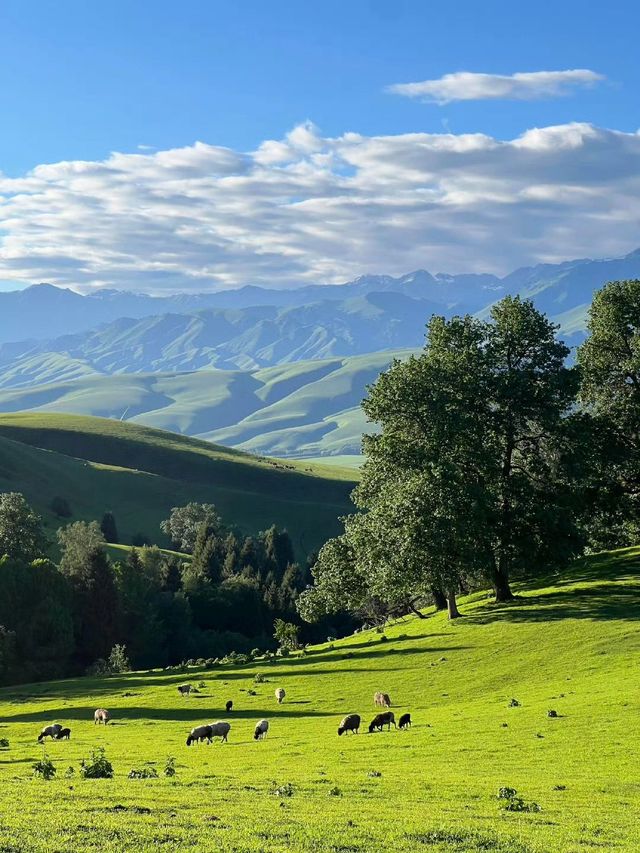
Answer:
[467, 582, 640, 625]
[1, 705, 335, 725]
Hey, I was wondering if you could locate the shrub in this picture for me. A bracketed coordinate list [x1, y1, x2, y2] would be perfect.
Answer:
[547, 709, 558, 718]
[164, 757, 177, 777]
[108, 644, 131, 674]
[128, 765, 158, 779]
[254, 673, 266, 684]
[508, 698, 521, 707]
[329, 786, 342, 796]
[247, 689, 257, 696]
[251, 649, 262, 659]
[197, 681, 206, 690]
[80, 747, 113, 779]
[33, 755, 56, 780]
[0, 737, 9, 749]
[379, 635, 388, 643]
[273, 619, 300, 652]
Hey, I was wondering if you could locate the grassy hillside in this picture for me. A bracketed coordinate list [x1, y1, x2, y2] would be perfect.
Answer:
[0, 352, 413, 459]
[0, 413, 356, 555]
[0, 546, 638, 852]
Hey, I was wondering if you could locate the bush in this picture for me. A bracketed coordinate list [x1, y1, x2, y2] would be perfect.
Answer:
[328, 786, 342, 796]
[80, 748, 113, 779]
[164, 756, 177, 777]
[254, 673, 266, 684]
[33, 755, 56, 780]
[379, 635, 388, 643]
[251, 649, 262, 659]
[508, 698, 521, 707]
[0, 737, 9, 749]
[108, 644, 131, 674]
[128, 765, 158, 779]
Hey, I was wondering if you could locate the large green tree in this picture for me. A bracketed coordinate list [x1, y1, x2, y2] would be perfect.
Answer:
[57, 521, 119, 665]
[577, 279, 640, 544]
[300, 298, 581, 625]
[160, 503, 223, 553]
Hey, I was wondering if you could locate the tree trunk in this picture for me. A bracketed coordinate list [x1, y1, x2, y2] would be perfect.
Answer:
[446, 590, 461, 619]
[430, 586, 448, 611]
[408, 601, 427, 619]
[492, 557, 514, 602]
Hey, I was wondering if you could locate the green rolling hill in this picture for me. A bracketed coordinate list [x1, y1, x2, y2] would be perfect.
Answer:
[0, 413, 356, 556]
[0, 351, 411, 459]
[0, 545, 638, 851]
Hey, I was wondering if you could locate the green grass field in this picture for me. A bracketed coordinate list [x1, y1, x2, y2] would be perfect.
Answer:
[0, 413, 356, 556]
[0, 545, 638, 852]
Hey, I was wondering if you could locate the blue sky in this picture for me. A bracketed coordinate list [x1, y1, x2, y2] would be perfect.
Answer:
[0, 0, 639, 292]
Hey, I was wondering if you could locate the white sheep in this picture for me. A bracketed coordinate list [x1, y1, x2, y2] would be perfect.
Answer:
[94, 708, 111, 725]
[37, 723, 62, 743]
[254, 719, 269, 740]
[275, 687, 286, 704]
[207, 721, 231, 742]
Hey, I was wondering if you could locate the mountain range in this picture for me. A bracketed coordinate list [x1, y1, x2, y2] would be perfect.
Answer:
[1, 248, 639, 458]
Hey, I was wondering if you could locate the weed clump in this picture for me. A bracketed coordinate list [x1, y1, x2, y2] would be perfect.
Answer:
[164, 757, 177, 777]
[128, 765, 158, 779]
[0, 737, 9, 749]
[508, 698, 521, 707]
[497, 786, 541, 812]
[33, 755, 56, 780]
[271, 781, 294, 798]
[80, 747, 113, 779]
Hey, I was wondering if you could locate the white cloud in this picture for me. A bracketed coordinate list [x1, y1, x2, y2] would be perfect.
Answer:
[0, 121, 639, 293]
[387, 69, 604, 104]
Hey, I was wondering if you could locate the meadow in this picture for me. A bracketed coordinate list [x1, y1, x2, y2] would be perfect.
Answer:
[0, 413, 356, 556]
[0, 545, 638, 852]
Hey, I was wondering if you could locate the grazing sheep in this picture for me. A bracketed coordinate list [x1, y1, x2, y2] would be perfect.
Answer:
[186, 724, 213, 746]
[226, 700, 233, 712]
[207, 721, 231, 742]
[94, 708, 110, 725]
[374, 692, 392, 707]
[398, 713, 411, 730]
[177, 684, 193, 697]
[37, 724, 63, 743]
[275, 687, 285, 704]
[55, 727, 72, 740]
[254, 719, 269, 740]
[368, 712, 396, 733]
[338, 714, 361, 736]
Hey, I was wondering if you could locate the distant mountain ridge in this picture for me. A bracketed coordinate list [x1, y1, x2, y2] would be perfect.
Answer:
[3, 247, 640, 351]
[1, 248, 640, 387]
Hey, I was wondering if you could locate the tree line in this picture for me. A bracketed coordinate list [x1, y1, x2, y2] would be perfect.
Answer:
[298, 280, 640, 623]
[0, 499, 346, 685]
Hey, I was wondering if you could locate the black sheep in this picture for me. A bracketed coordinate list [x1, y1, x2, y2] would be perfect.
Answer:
[398, 713, 411, 730]
[226, 700, 233, 712]
[368, 711, 396, 733]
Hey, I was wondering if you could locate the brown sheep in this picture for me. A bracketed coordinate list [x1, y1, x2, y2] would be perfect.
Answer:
[94, 708, 110, 725]
[374, 691, 391, 707]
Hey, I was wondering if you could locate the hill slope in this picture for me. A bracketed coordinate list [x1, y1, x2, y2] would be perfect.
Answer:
[0, 413, 356, 554]
[0, 352, 407, 458]
[0, 546, 638, 851]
